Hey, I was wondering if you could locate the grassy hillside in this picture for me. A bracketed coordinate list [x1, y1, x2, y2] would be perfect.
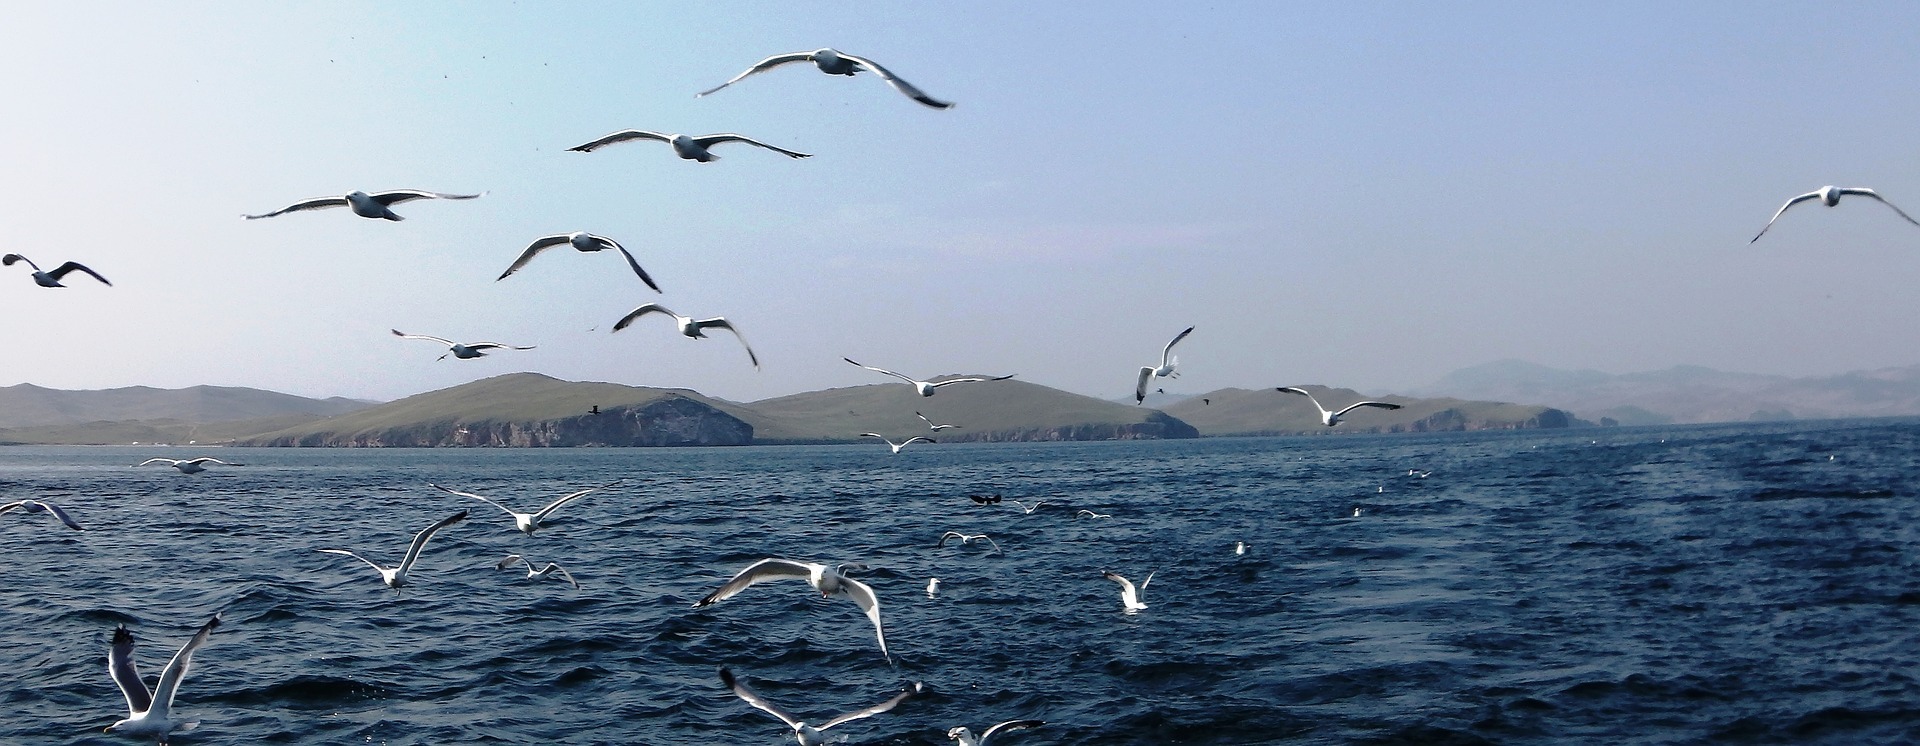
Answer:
[0, 383, 370, 429]
[744, 376, 1196, 443]
[1163, 385, 1581, 436]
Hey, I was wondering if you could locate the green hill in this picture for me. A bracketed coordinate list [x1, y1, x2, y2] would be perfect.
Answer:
[744, 376, 1197, 443]
[0, 383, 370, 429]
[1162, 385, 1584, 436]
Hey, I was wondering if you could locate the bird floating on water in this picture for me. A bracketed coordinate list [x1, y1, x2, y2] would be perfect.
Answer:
[104, 614, 220, 746]
[926, 578, 940, 597]
[2, 254, 110, 287]
[916, 412, 960, 431]
[948, 720, 1047, 746]
[1233, 541, 1246, 556]
[391, 329, 534, 361]
[429, 480, 618, 535]
[0, 499, 83, 530]
[695, 559, 891, 663]
[613, 303, 759, 369]
[243, 189, 481, 221]
[1751, 186, 1920, 243]
[938, 531, 1002, 553]
[138, 457, 243, 474]
[498, 232, 659, 292]
[1134, 326, 1194, 404]
[718, 667, 923, 746]
[1276, 387, 1403, 427]
[697, 48, 954, 109]
[969, 494, 1003, 505]
[1103, 570, 1153, 612]
[844, 358, 1015, 396]
[496, 554, 580, 589]
[317, 510, 468, 593]
[567, 130, 809, 162]
[860, 433, 934, 454]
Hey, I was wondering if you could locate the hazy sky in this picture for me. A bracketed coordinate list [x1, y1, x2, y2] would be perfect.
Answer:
[3, 2, 1919, 404]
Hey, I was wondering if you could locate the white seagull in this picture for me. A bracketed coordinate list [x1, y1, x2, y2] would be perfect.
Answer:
[844, 358, 1015, 397]
[1752, 185, 1920, 243]
[567, 130, 809, 162]
[391, 329, 535, 361]
[0, 499, 84, 530]
[693, 559, 891, 663]
[498, 232, 660, 292]
[3, 254, 111, 287]
[926, 578, 940, 597]
[698, 48, 955, 109]
[613, 304, 759, 368]
[1233, 541, 1247, 556]
[1276, 387, 1403, 427]
[317, 510, 468, 593]
[1012, 500, 1047, 515]
[1076, 510, 1112, 519]
[428, 480, 618, 536]
[860, 433, 934, 454]
[949, 720, 1047, 746]
[938, 531, 1002, 553]
[104, 614, 220, 746]
[496, 554, 580, 589]
[137, 457, 243, 475]
[719, 668, 924, 746]
[242, 189, 482, 221]
[916, 412, 960, 431]
[1134, 326, 1194, 404]
[1103, 570, 1154, 612]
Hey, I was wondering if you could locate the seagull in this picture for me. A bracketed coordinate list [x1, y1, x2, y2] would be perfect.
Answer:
[1103, 570, 1153, 612]
[916, 412, 959, 431]
[1012, 500, 1046, 515]
[1752, 185, 1920, 243]
[137, 457, 243, 474]
[1076, 510, 1111, 519]
[567, 130, 809, 162]
[0, 499, 84, 530]
[1233, 541, 1247, 556]
[1352, 506, 1364, 518]
[613, 304, 759, 368]
[926, 578, 940, 597]
[2, 254, 110, 287]
[390, 329, 534, 361]
[697, 48, 953, 109]
[938, 531, 1002, 553]
[968, 494, 1003, 505]
[860, 433, 934, 454]
[1408, 469, 1432, 478]
[719, 667, 923, 746]
[242, 189, 482, 221]
[844, 358, 1015, 397]
[1134, 326, 1194, 404]
[317, 510, 468, 593]
[1276, 387, 1403, 427]
[949, 720, 1047, 746]
[498, 232, 659, 292]
[495, 554, 580, 589]
[427, 480, 619, 535]
[693, 559, 891, 663]
[104, 614, 220, 745]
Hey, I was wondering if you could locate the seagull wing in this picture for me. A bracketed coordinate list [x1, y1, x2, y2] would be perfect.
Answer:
[696, 52, 816, 97]
[593, 235, 662, 292]
[243, 195, 349, 219]
[46, 262, 111, 286]
[844, 358, 918, 384]
[108, 625, 153, 717]
[1751, 190, 1824, 243]
[1140, 570, 1155, 595]
[567, 130, 671, 152]
[150, 613, 220, 716]
[927, 373, 1017, 388]
[693, 558, 818, 607]
[461, 342, 536, 352]
[1134, 366, 1154, 404]
[136, 458, 180, 467]
[1839, 187, 1920, 227]
[27, 501, 84, 530]
[318, 548, 388, 574]
[427, 484, 519, 519]
[818, 681, 922, 730]
[1, 253, 38, 271]
[396, 510, 468, 575]
[183, 457, 240, 467]
[1103, 571, 1139, 606]
[532, 479, 620, 522]
[1161, 326, 1195, 367]
[694, 318, 760, 368]
[496, 554, 526, 570]
[859, 433, 893, 446]
[837, 52, 955, 109]
[718, 667, 806, 729]
[690, 134, 811, 159]
[545, 563, 581, 589]
[1333, 401, 1403, 417]
[613, 303, 675, 332]
[916, 412, 936, 428]
[370, 189, 483, 206]
[902, 436, 934, 447]
[979, 535, 1002, 553]
[1275, 387, 1327, 413]
[833, 575, 891, 664]
[938, 531, 964, 547]
[392, 329, 456, 346]
[497, 235, 572, 280]
[979, 720, 1048, 744]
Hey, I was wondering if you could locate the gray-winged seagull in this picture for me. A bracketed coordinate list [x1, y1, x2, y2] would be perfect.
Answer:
[567, 130, 809, 162]
[243, 189, 482, 221]
[1752, 185, 1920, 243]
[697, 48, 954, 109]
[613, 304, 759, 368]
[694, 558, 892, 663]
[498, 232, 660, 292]
[719, 667, 923, 746]
[104, 613, 220, 745]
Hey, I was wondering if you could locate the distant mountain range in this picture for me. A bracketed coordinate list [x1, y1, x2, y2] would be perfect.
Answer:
[1412, 359, 1920, 424]
[1162, 385, 1577, 436]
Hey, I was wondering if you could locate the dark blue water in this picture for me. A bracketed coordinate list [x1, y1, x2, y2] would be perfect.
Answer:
[3, 419, 1919, 745]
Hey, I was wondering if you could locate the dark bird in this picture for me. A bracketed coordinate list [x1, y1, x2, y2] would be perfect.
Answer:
[498, 232, 659, 292]
[3, 254, 109, 287]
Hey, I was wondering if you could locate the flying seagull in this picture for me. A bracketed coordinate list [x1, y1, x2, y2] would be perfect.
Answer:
[948, 720, 1047, 746]
[1135, 326, 1195, 404]
[137, 457, 243, 474]
[428, 480, 618, 535]
[938, 531, 1002, 553]
[844, 358, 1015, 397]
[698, 48, 954, 109]
[1752, 185, 1920, 243]
[498, 232, 660, 292]
[567, 130, 809, 162]
[1276, 387, 1403, 427]
[1012, 500, 1046, 515]
[1076, 510, 1111, 519]
[860, 433, 934, 454]
[916, 412, 959, 431]
[318, 510, 468, 593]
[104, 614, 221, 745]
[2, 254, 110, 287]
[694, 559, 891, 663]
[0, 499, 84, 530]
[1103, 570, 1154, 612]
[242, 189, 482, 221]
[496, 554, 580, 589]
[391, 329, 535, 361]
[719, 667, 924, 746]
[613, 303, 759, 368]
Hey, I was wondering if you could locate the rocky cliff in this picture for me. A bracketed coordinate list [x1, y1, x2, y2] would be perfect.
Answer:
[249, 394, 752, 447]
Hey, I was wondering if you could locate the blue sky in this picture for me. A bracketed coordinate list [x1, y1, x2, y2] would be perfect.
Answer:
[2, 3, 1918, 403]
